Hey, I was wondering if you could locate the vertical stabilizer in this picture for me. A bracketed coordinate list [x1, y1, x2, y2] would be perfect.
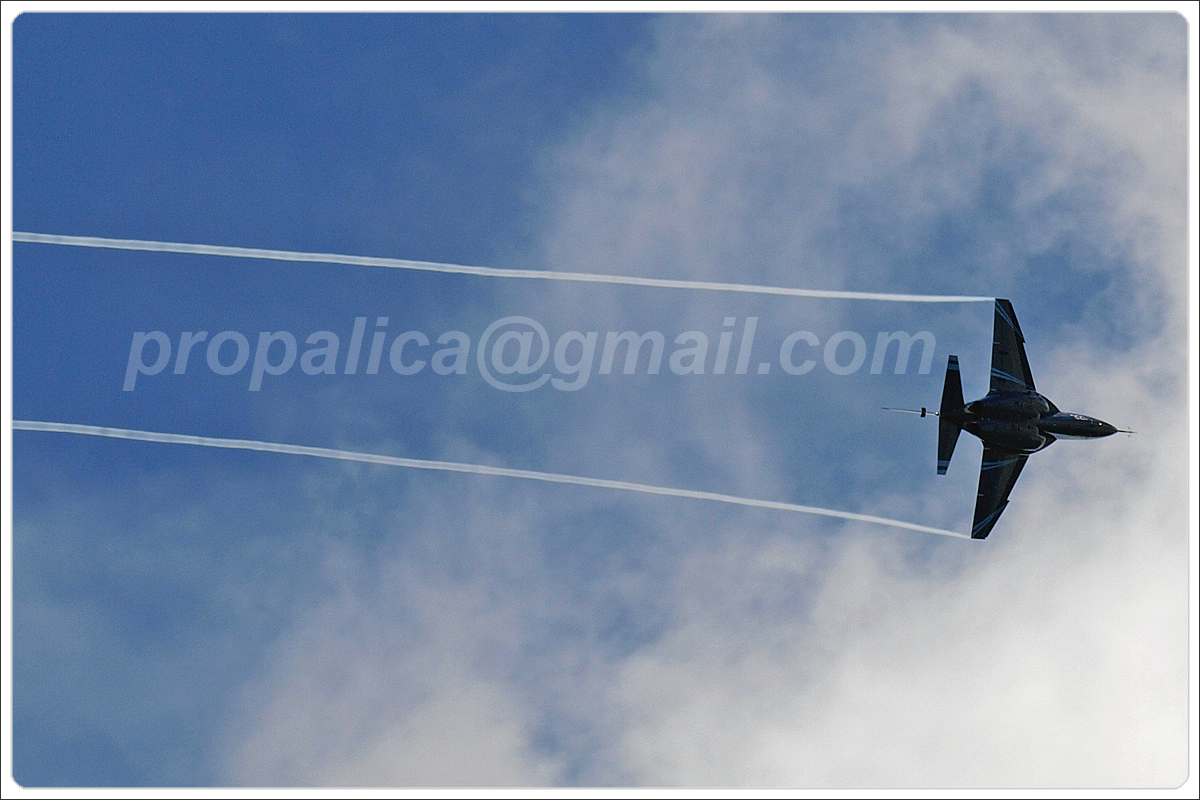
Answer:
[938, 355, 964, 475]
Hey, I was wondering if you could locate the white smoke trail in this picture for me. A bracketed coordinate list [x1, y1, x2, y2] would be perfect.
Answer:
[13, 420, 971, 539]
[12, 233, 981, 537]
[12, 232, 994, 303]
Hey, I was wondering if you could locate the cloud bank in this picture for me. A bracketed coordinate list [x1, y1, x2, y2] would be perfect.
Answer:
[14, 13, 1188, 788]
[211, 15, 1188, 787]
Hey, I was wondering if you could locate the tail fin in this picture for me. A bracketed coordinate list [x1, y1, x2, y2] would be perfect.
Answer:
[937, 355, 964, 475]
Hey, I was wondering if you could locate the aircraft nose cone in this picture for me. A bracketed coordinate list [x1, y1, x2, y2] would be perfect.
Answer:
[1097, 421, 1117, 436]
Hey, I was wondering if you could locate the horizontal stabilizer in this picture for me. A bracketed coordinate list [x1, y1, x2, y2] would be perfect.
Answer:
[938, 355, 963, 475]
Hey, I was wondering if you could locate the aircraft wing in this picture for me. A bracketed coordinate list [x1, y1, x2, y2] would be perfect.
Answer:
[990, 299, 1036, 393]
[971, 448, 1028, 539]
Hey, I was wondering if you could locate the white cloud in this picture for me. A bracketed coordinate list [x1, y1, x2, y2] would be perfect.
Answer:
[219, 489, 566, 785]
[600, 371, 1187, 786]
[218, 14, 1189, 787]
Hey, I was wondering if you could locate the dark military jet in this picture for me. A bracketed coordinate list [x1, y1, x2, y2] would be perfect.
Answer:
[888, 299, 1127, 539]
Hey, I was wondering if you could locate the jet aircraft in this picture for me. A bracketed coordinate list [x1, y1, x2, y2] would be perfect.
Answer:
[888, 299, 1126, 539]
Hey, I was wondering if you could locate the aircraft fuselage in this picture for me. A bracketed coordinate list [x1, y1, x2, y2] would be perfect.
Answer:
[947, 390, 1118, 455]
[911, 299, 1128, 538]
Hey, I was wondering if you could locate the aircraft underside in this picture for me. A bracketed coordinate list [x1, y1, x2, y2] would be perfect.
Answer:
[925, 300, 1118, 539]
[962, 418, 1055, 455]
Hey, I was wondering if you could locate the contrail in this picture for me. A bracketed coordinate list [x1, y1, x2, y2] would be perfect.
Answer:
[13, 232, 994, 304]
[13, 420, 971, 539]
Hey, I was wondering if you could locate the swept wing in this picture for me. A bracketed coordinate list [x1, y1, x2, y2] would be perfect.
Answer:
[990, 299, 1036, 393]
[972, 448, 1028, 539]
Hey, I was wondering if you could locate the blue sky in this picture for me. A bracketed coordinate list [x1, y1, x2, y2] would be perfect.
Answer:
[8, 12, 1192, 788]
